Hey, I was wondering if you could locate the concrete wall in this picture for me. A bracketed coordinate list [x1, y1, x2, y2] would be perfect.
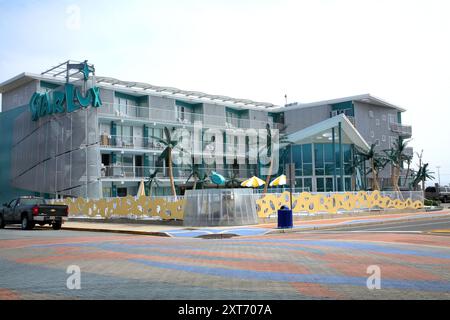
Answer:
[1, 80, 39, 112]
[202, 103, 225, 128]
[283, 105, 331, 134]
[249, 109, 268, 129]
[353, 101, 399, 152]
[353, 101, 402, 180]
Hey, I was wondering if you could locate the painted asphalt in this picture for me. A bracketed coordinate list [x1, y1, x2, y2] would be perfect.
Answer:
[163, 212, 450, 237]
[0, 228, 449, 299]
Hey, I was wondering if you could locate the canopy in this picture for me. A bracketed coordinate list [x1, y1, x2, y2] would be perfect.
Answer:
[241, 176, 266, 188]
[269, 174, 287, 187]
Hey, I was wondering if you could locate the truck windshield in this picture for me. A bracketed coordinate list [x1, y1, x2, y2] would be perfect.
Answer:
[20, 198, 46, 205]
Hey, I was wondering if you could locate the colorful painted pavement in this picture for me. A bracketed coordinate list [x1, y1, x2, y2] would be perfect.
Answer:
[0, 229, 449, 299]
[163, 211, 450, 238]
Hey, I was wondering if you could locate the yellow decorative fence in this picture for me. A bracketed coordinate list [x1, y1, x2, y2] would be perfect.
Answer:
[255, 191, 424, 218]
[52, 190, 423, 221]
[52, 195, 185, 220]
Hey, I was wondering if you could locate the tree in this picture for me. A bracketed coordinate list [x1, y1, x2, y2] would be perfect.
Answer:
[412, 163, 435, 191]
[402, 154, 413, 188]
[185, 164, 201, 190]
[151, 127, 179, 196]
[145, 168, 161, 198]
[357, 143, 387, 191]
[384, 139, 410, 192]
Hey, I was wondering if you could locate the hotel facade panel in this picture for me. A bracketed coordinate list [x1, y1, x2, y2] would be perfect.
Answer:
[0, 60, 413, 201]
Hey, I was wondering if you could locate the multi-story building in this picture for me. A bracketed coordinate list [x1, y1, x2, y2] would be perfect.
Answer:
[0, 60, 413, 202]
[282, 95, 413, 190]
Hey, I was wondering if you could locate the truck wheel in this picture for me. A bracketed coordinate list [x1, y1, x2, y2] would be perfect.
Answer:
[0, 214, 5, 229]
[21, 215, 34, 230]
[52, 222, 62, 230]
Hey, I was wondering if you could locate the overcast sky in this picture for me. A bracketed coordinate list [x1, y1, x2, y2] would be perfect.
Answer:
[1, 0, 449, 185]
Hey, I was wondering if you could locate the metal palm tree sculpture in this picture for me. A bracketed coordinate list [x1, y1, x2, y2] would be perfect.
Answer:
[412, 163, 435, 191]
[151, 127, 179, 196]
[358, 143, 387, 191]
[145, 168, 161, 198]
[384, 139, 410, 192]
[185, 164, 201, 190]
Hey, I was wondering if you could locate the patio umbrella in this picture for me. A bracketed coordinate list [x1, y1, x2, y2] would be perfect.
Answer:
[269, 174, 287, 187]
[137, 179, 146, 197]
[241, 176, 266, 188]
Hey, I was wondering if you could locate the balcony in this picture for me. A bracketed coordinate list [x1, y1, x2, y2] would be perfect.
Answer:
[100, 165, 255, 181]
[97, 103, 281, 130]
[390, 123, 412, 138]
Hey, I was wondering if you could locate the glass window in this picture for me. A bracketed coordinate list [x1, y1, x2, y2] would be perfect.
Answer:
[304, 178, 312, 192]
[324, 143, 334, 162]
[292, 145, 302, 170]
[345, 178, 352, 191]
[315, 168, 324, 176]
[325, 163, 335, 175]
[302, 144, 312, 163]
[326, 178, 334, 192]
[314, 143, 324, 168]
[303, 164, 313, 176]
[316, 178, 325, 192]
[343, 144, 352, 163]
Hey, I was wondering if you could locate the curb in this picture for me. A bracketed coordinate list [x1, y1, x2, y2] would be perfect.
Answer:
[42, 212, 450, 238]
[265, 213, 450, 235]
[57, 226, 172, 237]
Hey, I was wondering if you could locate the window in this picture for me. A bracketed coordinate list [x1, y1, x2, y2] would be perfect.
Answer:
[375, 119, 380, 126]
[375, 139, 380, 146]
[369, 110, 374, 118]
[370, 131, 375, 138]
[382, 135, 386, 142]
[382, 114, 387, 121]
[388, 114, 396, 124]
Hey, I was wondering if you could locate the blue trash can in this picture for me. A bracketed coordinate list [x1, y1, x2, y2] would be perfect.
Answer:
[277, 206, 293, 229]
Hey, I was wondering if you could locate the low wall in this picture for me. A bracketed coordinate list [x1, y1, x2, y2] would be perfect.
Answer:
[51, 190, 423, 221]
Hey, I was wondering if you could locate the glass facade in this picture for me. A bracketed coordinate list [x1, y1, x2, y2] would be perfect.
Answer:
[281, 142, 354, 192]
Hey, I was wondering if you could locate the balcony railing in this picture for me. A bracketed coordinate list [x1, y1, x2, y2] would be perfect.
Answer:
[99, 134, 269, 158]
[390, 123, 412, 137]
[100, 165, 257, 181]
[97, 103, 283, 130]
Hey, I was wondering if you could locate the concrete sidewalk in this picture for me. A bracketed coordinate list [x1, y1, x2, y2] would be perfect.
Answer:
[54, 209, 450, 238]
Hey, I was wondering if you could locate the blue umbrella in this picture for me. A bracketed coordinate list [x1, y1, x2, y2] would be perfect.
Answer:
[210, 171, 226, 186]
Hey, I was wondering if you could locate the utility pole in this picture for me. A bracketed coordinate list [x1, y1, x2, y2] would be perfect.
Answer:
[436, 166, 441, 186]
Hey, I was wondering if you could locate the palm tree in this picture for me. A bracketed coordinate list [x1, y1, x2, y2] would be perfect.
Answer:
[145, 168, 161, 198]
[402, 154, 413, 188]
[384, 139, 410, 192]
[412, 163, 435, 191]
[358, 143, 386, 191]
[226, 169, 243, 188]
[151, 127, 179, 196]
[185, 164, 201, 190]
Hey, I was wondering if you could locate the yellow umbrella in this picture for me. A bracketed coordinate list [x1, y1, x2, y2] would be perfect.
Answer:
[241, 176, 266, 188]
[137, 179, 146, 197]
[269, 174, 287, 187]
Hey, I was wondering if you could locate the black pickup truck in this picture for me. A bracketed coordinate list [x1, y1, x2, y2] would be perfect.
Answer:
[0, 196, 69, 230]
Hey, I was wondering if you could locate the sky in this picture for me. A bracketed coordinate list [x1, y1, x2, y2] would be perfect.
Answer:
[1, 0, 449, 185]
